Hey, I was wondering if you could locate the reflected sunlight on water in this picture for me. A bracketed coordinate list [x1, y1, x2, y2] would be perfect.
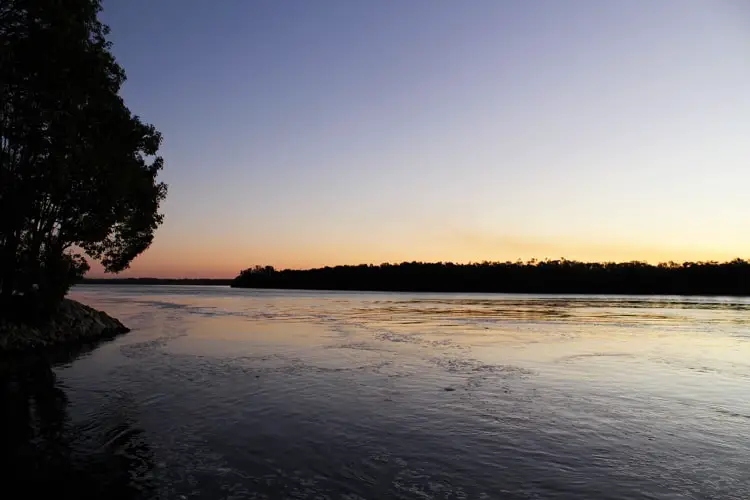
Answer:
[3, 286, 749, 499]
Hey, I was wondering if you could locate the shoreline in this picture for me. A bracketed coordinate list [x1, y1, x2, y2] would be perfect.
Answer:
[228, 284, 750, 297]
[0, 299, 129, 355]
[231, 260, 750, 296]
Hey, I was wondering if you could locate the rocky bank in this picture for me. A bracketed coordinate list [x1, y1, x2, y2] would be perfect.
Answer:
[0, 299, 129, 354]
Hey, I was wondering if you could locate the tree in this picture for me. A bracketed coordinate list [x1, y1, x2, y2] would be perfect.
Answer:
[230, 259, 750, 295]
[0, 0, 166, 314]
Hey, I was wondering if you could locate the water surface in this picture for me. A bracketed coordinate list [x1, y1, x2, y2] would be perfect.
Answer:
[3, 286, 750, 499]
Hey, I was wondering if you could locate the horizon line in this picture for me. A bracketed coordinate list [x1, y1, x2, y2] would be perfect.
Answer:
[84, 256, 750, 280]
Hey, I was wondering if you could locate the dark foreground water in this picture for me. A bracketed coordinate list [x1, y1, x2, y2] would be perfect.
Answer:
[2, 286, 750, 499]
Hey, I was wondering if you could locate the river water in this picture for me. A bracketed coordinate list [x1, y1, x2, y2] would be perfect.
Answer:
[2, 286, 750, 499]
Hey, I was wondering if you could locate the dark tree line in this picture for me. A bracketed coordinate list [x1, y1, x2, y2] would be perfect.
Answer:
[231, 259, 750, 295]
[82, 278, 233, 286]
[0, 0, 166, 316]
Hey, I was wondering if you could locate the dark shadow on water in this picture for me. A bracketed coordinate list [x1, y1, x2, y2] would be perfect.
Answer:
[0, 338, 155, 500]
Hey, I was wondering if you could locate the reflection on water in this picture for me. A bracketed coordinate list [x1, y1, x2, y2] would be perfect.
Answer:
[2, 286, 750, 499]
[0, 341, 155, 500]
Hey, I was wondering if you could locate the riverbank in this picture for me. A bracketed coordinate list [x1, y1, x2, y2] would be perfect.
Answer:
[231, 259, 750, 295]
[0, 299, 129, 354]
[83, 277, 232, 286]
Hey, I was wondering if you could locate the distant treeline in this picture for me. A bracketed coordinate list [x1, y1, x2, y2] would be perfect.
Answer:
[82, 278, 232, 286]
[231, 259, 750, 295]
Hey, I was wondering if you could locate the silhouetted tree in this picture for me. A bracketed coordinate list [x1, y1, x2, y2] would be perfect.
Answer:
[0, 0, 166, 315]
[231, 259, 750, 296]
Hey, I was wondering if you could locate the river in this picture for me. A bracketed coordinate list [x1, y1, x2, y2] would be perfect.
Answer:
[2, 285, 749, 499]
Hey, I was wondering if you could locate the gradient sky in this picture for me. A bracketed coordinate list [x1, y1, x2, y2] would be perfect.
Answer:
[92, 0, 750, 278]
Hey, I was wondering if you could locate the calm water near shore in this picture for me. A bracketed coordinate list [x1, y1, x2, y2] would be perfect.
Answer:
[3, 285, 750, 499]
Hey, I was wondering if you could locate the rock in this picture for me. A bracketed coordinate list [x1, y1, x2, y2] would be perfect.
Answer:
[0, 299, 129, 355]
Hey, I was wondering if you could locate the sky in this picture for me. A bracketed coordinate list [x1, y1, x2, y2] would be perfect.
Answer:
[92, 0, 750, 278]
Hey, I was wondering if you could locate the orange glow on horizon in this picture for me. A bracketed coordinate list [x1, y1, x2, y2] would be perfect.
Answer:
[83, 232, 750, 279]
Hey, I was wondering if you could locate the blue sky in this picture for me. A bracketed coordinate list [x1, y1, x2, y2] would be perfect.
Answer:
[96, 0, 750, 277]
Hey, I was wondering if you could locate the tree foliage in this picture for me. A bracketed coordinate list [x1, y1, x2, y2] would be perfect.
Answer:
[232, 259, 750, 296]
[0, 0, 166, 313]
